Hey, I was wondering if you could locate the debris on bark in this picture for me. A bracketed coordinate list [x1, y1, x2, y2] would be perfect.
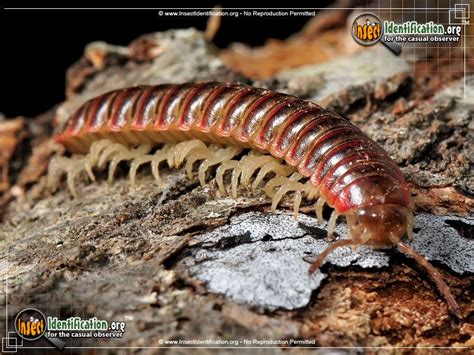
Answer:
[58, 28, 245, 129]
[0, 109, 57, 219]
[0, 116, 25, 192]
[219, 1, 358, 78]
[270, 48, 412, 101]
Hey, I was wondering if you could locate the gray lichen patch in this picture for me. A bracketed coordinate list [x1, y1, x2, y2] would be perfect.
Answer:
[189, 237, 327, 312]
[183, 212, 386, 311]
[184, 211, 473, 311]
[408, 214, 474, 274]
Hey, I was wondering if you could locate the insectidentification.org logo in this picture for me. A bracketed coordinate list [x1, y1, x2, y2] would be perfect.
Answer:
[45, 315, 126, 341]
[9, 308, 127, 351]
[15, 308, 46, 341]
[47, 316, 110, 334]
[383, 20, 462, 43]
[352, 12, 383, 46]
[351, 8, 466, 55]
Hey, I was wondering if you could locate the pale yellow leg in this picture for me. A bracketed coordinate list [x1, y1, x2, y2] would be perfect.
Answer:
[251, 161, 294, 190]
[97, 143, 129, 169]
[293, 191, 302, 218]
[263, 173, 305, 216]
[215, 160, 238, 195]
[327, 210, 339, 237]
[231, 163, 241, 199]
[315, 197, 326, 223]
[107, 145, 151, 184]
[67, 164, 84, 198]
[186, 148, 210, 181]
[288, 172, 304, 182]
[85, 139, 113, 181]
[304, 181, 320, 201]
[48, 155, 87, 197]
[198, 146, 242, 186]
[239, 154, 266, 187]
[129, 155, 154, 189]
[151, 146, 171, 184]
[230, 152, 264, 198]
[170, 140, 208, 168]
[270, 181, 304, 212]
[263, 176, 291, 198]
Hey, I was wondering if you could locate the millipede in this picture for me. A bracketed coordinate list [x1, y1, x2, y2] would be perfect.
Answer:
[48, 81, 461, 317]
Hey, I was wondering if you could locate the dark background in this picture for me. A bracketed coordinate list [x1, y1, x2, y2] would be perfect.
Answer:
[2, 1, 334, 117]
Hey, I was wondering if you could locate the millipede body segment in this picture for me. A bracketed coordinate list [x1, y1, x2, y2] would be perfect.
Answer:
[51, 82, 461, 317]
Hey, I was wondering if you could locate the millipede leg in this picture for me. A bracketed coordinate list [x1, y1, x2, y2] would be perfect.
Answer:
[151, 146, 171, 184]
[228, 152, 282, 198]
[107, 145, 151, 184]
[231, 162, 242, 199]
[97, 143, 129, 169]
[48, 155, 88, 197]
[327, 210, 339, 237]
[129, 155, 154, 189]
[271, 184, 291, 211]
[263, 173, 305, 216]
[304, 181, 320, 201]
[170, 140, 207, 168]
[239, 154, 265, 187]
[66, 164, 84, 198]
[108, 152, 128, 183]
[215, 160, 238, 195]
[85, 139, 113, 181]
[227, 154, 250, 197]
[315, 197, 326, 223]
[186, 148, 210, 181]
[252, 161, 294, 190]
[293, 191, 302, 218]
[263, 176, 290, 198]
[270, 182, 303, 212]
[209, 151, 296, 199]
[198, 146, 241, 186]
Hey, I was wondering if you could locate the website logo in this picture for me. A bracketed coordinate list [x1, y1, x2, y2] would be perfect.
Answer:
[14, 308, 46, 341]
[11, 308, 127, 351]
[350, 8, 466, 55]
[14, 308, 65, 350]
[352, 12, 383, 46]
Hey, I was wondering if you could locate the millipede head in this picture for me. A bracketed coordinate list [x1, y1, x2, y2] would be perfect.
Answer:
[345, 204, 413, 246]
